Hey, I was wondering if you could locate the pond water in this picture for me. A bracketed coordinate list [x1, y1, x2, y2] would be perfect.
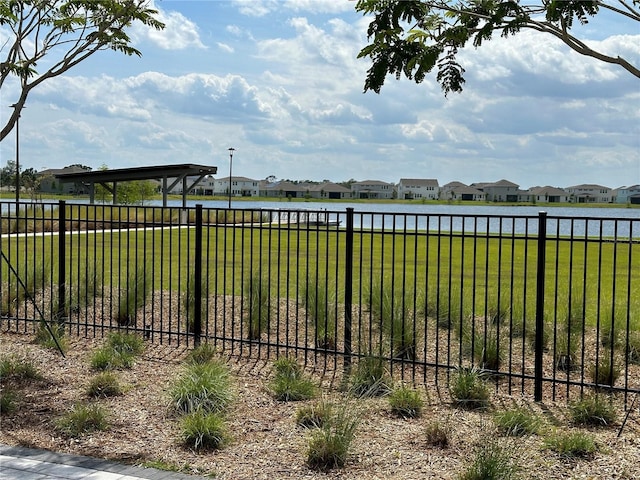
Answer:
[3, 199, 639, 238]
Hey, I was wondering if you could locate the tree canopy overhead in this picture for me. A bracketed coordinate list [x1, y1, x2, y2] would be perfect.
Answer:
[355, 0, 640, 95]
[1, 0, 165, 141]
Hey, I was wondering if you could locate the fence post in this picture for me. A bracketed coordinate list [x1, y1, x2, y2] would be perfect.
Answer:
[534, 211, 547, 402]
[57, 200, 66, 322]
[193, 204, 203, 346]
[343, 208, 354, 373]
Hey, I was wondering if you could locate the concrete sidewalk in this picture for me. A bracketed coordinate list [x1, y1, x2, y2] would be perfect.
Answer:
[0, 445, 210, 480]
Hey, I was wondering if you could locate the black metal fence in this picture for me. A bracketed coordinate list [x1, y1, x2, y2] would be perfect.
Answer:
[1, 200, 639, 404]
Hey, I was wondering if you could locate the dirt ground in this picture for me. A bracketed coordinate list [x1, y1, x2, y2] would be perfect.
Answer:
[1, 330, 639, 479]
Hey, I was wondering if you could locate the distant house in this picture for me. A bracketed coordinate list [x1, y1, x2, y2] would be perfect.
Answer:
[565, 184, 611, 203]
[471, 179, 520, 202]
[167, 175, 215, 195]
[351, 180, 395, 199]
[528, 186, 570, 203]
[260, 181, 308, 198]
[397, 178, 440, 200]
[38, 166, 91, 194]
[612, 185, 640, 204]
[214, 176, 259, 197]
[440, 182, 486, 201]
[305, 182, 352, 200]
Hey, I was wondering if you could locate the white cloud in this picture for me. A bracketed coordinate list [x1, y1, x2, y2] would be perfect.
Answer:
[217, 42, 234, 53]
[133, 2, 206, 49]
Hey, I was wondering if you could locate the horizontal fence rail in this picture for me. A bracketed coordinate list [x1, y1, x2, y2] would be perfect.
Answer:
[1, 200, 639, 406]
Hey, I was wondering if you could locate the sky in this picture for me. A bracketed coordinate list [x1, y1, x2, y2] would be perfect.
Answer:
[1, 0, 639, 190]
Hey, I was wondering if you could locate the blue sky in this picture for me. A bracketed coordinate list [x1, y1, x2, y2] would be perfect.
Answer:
[1, 0, 639, 189]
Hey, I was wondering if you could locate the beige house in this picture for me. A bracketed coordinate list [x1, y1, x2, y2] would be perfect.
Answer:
[351, 180, 395, 199]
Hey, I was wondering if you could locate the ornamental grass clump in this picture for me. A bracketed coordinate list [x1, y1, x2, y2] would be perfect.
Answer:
[55, 403, 109, 437]
[185, 342, 218, 365]
[388, 386, 423, 418]
[543, 430, 597, 458]
[458, 438, 520, 480]
[181, 411, 228, 450]
[244, 271, 271, 340]
[348, 355, 393, 398]
[306, 403, 360, 471]
[169, 361, 233, 415]
[493, 406, 542, 436]
[0, 390, 18, 414]
[424, 420, 450, 448]
[0, 355, 42, 381]
[569, 394, 616, 427]
[34, 321, 68, 353]
[450, 367, 491, 410]
[269, 357, 317, 401]
[296, 399, 334, 429]
[90, 332, 145, 370]
[588, 355, 621, 388]
[87, 372, 122, 398]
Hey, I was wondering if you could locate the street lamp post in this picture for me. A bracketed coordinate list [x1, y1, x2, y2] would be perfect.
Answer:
[10, 104, 20, 205]
[228, 147, 235, 208]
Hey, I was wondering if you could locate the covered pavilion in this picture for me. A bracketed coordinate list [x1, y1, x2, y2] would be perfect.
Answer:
[54, 164, 217, 208]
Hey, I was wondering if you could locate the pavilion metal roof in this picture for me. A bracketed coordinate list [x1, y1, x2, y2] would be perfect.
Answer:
[55, 164, 217, 208]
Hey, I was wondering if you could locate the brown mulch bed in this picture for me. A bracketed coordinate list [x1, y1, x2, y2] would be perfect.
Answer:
[1, 330, 639, 479]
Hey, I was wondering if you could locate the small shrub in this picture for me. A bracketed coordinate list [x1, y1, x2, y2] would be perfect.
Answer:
[388, 386, 423, 418]
[348, 356, 392, 398]
[296, 400, 334, 429]
[87, 372, 122, 398]
[269, 357, 317, 401]
[185, 343, 217, 365]
[493, 406, 541, 436]
[0, 389, 18, 413]
[543, 430, 597, 458]
[306, 404, 359, 470]
[170, 361, 233, 415]
[569, 394, 616, 427]
[56, 403, 109, 437]
[458, 439, 519, 480]
[424, 420, 450, 448]
[181, 411, 228, 450]
[450, 368, 491, 410]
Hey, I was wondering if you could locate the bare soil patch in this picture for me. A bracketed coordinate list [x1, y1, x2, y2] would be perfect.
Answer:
[1, 330, 638, 479]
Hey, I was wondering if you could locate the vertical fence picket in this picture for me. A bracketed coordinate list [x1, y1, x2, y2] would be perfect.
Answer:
[534, 211, 547, 402]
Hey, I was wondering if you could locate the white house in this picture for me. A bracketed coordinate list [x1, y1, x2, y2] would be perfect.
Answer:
[397, 178, 440, 200]
[351, 180, 395, 199]
[214, 176, 259, 197]
[565, 184, 611, 203]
